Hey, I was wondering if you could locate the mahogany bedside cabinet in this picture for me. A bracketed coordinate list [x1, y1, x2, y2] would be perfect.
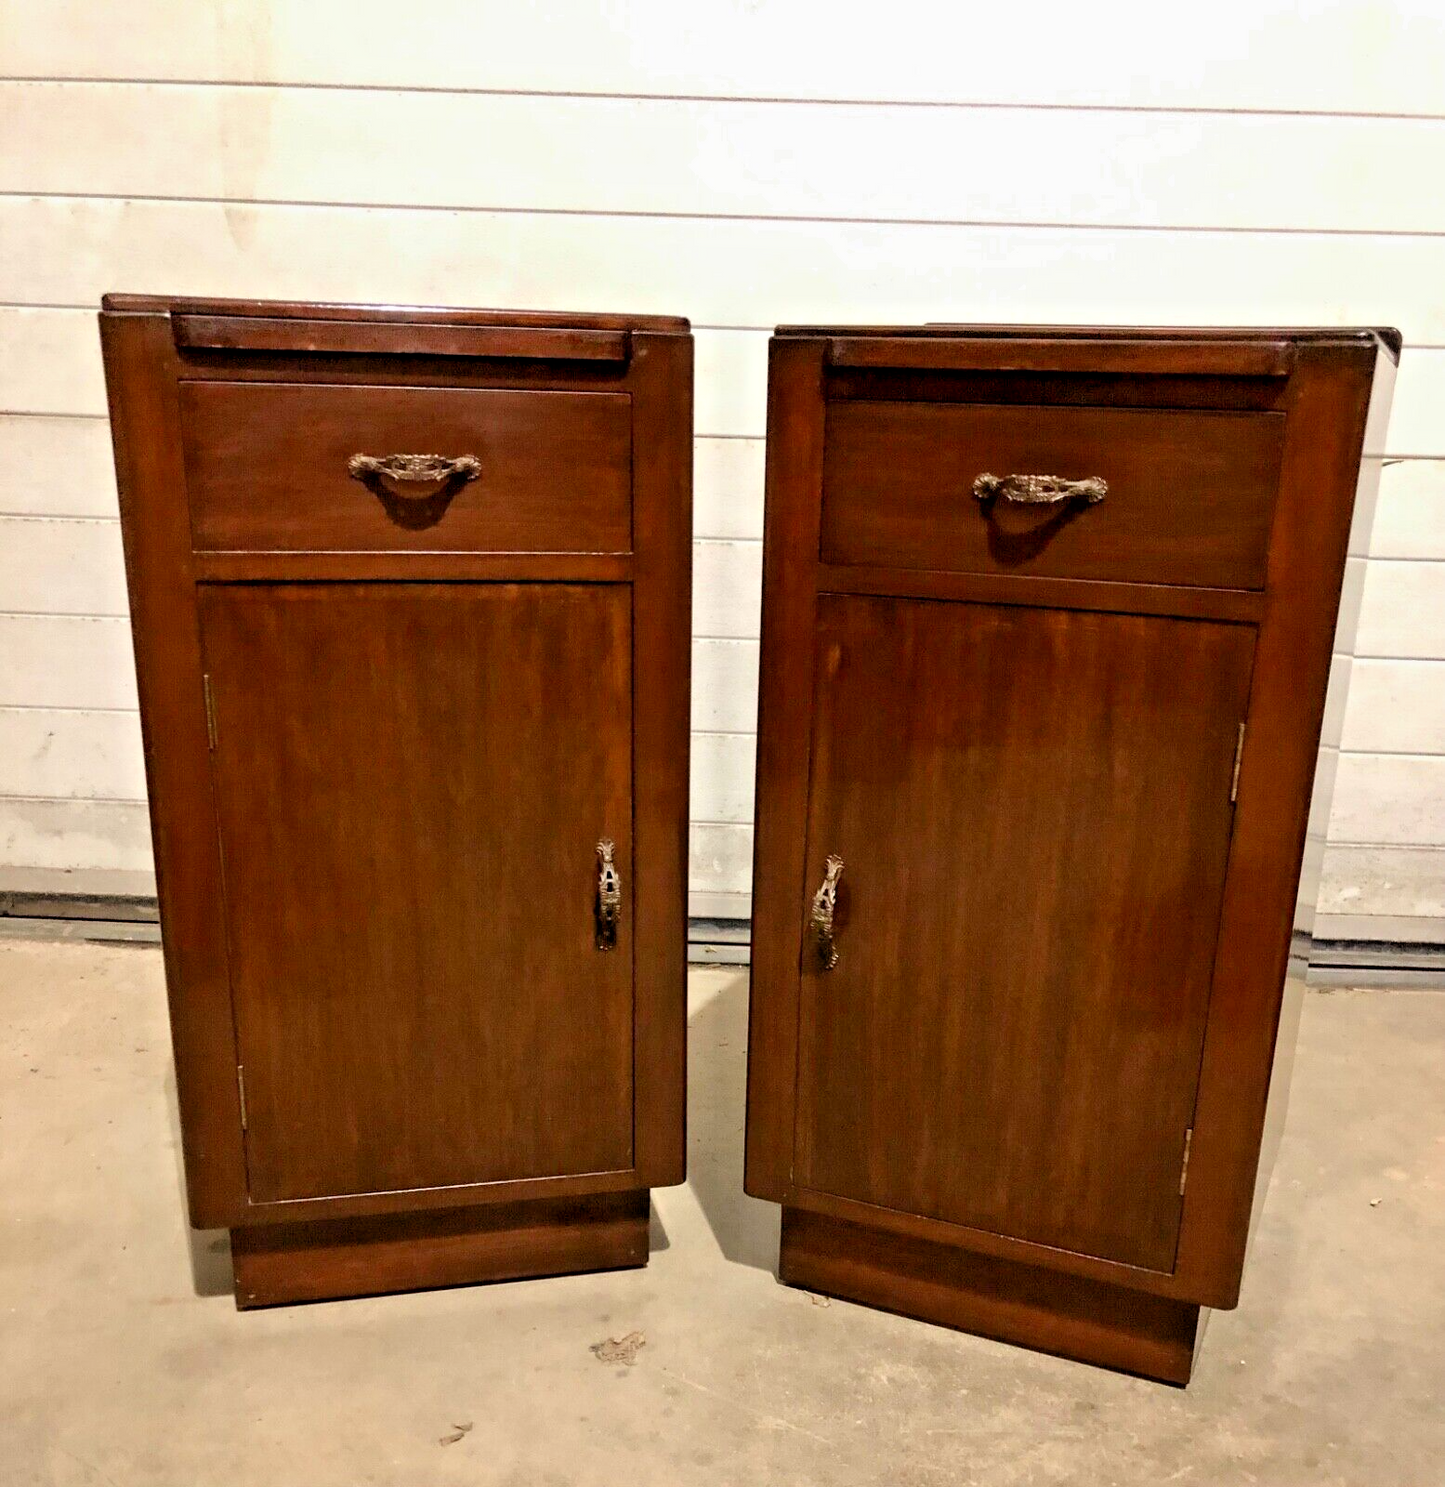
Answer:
[100, 297, 692, 1307]
[744, 324, 1396, 1383]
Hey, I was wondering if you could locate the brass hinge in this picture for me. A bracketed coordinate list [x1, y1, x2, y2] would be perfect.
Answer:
[1179, 1127, 1193, 1195]
[1230, 722, 1246, 803]
[202, 674, 218, 750]
[236, 1065, 248, 1131]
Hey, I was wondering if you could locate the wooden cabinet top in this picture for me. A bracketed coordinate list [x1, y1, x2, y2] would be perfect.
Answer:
[102, 293, 689, 333]
[101, 296, 690, 362]
[774, 322, 1400, 361]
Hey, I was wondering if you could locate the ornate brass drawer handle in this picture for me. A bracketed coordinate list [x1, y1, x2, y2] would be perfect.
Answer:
[596, 839, 622, 951]
[973, 472, 1108, 505]
[811, 855, 844, 971]
[347, 452, 481, 500]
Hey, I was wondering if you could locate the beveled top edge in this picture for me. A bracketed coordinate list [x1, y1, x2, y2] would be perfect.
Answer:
[100, 293, 690, 333]
[775, 323, 1401, 362]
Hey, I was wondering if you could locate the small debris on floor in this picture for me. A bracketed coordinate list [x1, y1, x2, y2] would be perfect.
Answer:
[438, 1421, 473, 1446]
[1370, 1197, 1383, 1207]
[809, 1292, 832, 1308]
[591, 1330, 646, 1365]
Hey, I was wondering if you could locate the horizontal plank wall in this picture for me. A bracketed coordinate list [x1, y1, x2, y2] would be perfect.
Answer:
[3, 1, 1444, 111]
[0, 1, 1442, 934]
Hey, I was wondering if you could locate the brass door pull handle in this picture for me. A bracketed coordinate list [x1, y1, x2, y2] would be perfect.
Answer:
[811, 855, 844, 971]
[596, 839, 621, 951]
[347, 452, 481, 501]
[973, 473, 1108, 506]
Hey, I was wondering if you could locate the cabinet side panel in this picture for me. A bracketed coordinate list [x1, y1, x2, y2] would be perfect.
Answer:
[99, 310, 247, 1227]
[1250, 347, 1397, 1251]
[745, 338, 828, 1200]
[628, 332, 693, 1186]
[1179, 343, 1379, 1306]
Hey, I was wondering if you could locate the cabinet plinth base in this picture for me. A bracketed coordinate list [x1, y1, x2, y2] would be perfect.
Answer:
[230, 1190, 650, 1308]
[779, 1207, 1201, 1386]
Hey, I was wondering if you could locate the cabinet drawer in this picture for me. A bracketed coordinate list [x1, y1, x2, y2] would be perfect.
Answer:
[180, 380, 632, 553]
[821, 400, 1286, 589]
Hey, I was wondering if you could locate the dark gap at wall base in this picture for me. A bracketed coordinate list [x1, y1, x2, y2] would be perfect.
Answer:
[1, 898, 1442, 985]
[0, 889, 160, 924]
[1307, 940, 1445, 989]
[687, 915, 751, 965]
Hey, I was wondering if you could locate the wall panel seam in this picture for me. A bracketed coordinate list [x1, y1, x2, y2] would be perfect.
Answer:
[1338, 749, 1445, 761]
[1324, 842, 1445, 853]
[8, 189, 1445, 241]
[1327, 839, 1445, 849]
[0, 513, 118, 526]
[0, 704, 138, 716]
[6, 76, 1445, 126]
[0, 610, 129, 621]
[0, 791, 145, 805]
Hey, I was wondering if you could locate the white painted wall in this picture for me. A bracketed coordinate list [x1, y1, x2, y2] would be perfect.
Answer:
[0, 1, 1442, 930]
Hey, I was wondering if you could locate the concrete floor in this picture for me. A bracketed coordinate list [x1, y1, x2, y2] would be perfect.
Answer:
[1, 939, 1442, 1486]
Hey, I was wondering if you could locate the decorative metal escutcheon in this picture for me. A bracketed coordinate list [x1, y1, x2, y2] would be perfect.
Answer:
[347, 452, 482, 531]
[596, 839, 622, 951]
[347, 452, 481, 493]
[811, 855, 844, 971]
[347, 452, 481, 500]
[972, 472, 1108, 506]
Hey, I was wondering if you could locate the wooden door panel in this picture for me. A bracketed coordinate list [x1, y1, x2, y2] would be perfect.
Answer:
[796, 595, 1254, 1272]
[200, 583, 634, 1204]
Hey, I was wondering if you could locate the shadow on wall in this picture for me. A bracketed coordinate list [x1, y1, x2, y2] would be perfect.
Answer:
[686, 967, 780, 1274]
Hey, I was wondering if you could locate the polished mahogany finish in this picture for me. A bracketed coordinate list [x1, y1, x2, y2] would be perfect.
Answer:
[201, 584, 635, 1204]
[797, 595, 1254, 1273]
[181, 380, 633, 553]
[231, 1193, 650, 1310]
[101, 296, 691, 1304]
[173, 316, 633, 362]
[746, 324, 1394, 1383]
[822, 400, 1285, 587]
[781, 1209, 1201, 1386]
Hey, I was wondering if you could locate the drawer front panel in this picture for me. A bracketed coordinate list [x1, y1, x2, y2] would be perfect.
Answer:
[181, 380, 632, 553]
[821, 400, 1285, 589]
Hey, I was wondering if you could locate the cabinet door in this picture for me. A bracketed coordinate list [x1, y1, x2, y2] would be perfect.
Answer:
[199, 583, 634, 1204]
[796, 595, 1254, 1272]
